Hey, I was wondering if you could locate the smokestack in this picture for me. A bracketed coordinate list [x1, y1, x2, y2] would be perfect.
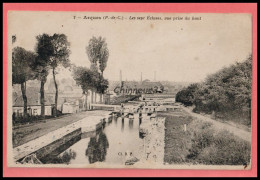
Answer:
[141, 72, 142, 82]
[154, 71, 156, 81]
[120, 70, 122, 83]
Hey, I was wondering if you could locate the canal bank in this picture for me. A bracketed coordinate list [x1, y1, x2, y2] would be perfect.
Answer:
[13, 111, 111, 163]
[41, 113, 166, 167]
[162, 107, 251, 166]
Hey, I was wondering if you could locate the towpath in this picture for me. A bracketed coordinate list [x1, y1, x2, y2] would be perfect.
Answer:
[13, 111, 110, 148]
[182, 106, 252, 142]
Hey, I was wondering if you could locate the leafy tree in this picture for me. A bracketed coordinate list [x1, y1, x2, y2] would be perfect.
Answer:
[97, 75, 109, 94]
[86, 36, 109, 102]
[33, 34, 53, 117]
[176, 54, 252, 126]
[72, 66, 100, 106]
[49, 34, 71, 116]
[86, 36, 109, 76]
[12, 47, 36, 117]
[175, 83, 199, 106]
[72, 66, 94, 94]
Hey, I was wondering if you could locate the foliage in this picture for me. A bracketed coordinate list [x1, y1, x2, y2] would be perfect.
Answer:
[12, 115, 52, 126]
[49, 34, 71, 69]
[96, 75, 109, 94]
[72, 66, 109, 94]
[48, 33, 71, 115]
[175, 54, 252, 126]
[163, 112, 251, 165]
[86, 36, 109, 75]
[34, 36, 53, 82]
[12, 47, 37, 117]
[33, 33, 53, 81]
[12, 47, 36, 85]
[175, 83, 199, 106]
[186, 120, 251, 165]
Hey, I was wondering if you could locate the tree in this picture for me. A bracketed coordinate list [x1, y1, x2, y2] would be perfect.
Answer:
[97, 76, 109, 94]
[12, 47, 36, 117]
[33, 33, 53, 117]
[72, 66, 101, 107]
[49, 34, 71, 116]
[176, 54, 252, 126]
[86, 36, 109, 75]
[72, 66, 94, 94]
[86, 36, 109, 102]
[175, 83, 199, 106]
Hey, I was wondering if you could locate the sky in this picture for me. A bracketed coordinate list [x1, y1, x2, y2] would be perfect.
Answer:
[9, 11, 252, 83]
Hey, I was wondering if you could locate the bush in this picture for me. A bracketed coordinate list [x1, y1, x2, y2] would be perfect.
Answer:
[196, 130, 251, 165]
[175, 83, 199, 106]
[12, 112, 63, 126]
[176, 55, 252, 127]
[186, 121, 251, 165]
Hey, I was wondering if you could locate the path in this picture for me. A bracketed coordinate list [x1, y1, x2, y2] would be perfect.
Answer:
[13, 111, 110, 148]
[13, 111, 111, 162]
[182, 106, 252, 142]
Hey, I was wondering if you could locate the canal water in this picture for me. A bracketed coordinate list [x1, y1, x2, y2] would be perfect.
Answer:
[50, 115, 147, 165]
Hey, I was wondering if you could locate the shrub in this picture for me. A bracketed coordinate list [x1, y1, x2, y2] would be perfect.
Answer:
[197, 130, 251, 165]
[186, 121, 251, 165]
[175, 54, 252, 127]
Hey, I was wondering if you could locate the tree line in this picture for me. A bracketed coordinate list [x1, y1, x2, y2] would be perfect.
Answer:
[72, 36, 109, 104]
[12, 34, 109, 119]
[175, 54, 252, 126]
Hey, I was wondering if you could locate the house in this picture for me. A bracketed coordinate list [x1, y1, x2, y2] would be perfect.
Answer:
[62, 101, 80, 114]
[12, 92, 54, 116]
[60, 89, 105, 113]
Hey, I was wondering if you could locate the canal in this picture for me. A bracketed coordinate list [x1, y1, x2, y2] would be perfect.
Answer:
[46, 115, 147, 165]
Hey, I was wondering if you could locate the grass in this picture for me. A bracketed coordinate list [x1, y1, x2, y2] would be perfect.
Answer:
[187, 122, 251, 165]
[158, 109, 193, 164]
[110, 95, 141, 105]
[162, 109, 251, 165]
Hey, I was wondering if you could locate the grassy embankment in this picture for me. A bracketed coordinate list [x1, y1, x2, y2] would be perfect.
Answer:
[110, 94, 141, 105]
[159, 108, 251, 165]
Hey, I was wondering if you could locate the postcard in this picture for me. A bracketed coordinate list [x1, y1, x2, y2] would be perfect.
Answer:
[3, 4, 257, 177]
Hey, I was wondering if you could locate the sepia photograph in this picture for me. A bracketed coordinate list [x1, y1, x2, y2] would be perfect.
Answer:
[7, 10, 253, 170]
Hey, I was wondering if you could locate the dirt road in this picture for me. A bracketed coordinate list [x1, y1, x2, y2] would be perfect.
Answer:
[12, 111, 109, 148]
[182, 106, 252, 142]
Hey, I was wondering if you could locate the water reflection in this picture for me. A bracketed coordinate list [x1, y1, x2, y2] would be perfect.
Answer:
[139, 117, 142, 125]
[50, 112, 145, 165]
[114, 116, 118, 125]
[129, 119, 134, 130]
[85, 131, 109, 164]
[51, 149, 77, 164]
[121, 118, 125, 132]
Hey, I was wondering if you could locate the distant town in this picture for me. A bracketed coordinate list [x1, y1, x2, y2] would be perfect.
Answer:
[12, 74, 189, 117]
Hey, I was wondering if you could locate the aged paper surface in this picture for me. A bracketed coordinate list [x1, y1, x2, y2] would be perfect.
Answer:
[8, 11, 252, 169]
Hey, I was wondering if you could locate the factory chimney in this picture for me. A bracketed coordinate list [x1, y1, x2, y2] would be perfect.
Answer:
[120, 70, 122, 83]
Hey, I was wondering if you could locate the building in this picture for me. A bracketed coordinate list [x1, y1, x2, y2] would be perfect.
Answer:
[12, 77, 106, 117]
[12, 92, 54, 116]
[62, 101, 80, 114]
